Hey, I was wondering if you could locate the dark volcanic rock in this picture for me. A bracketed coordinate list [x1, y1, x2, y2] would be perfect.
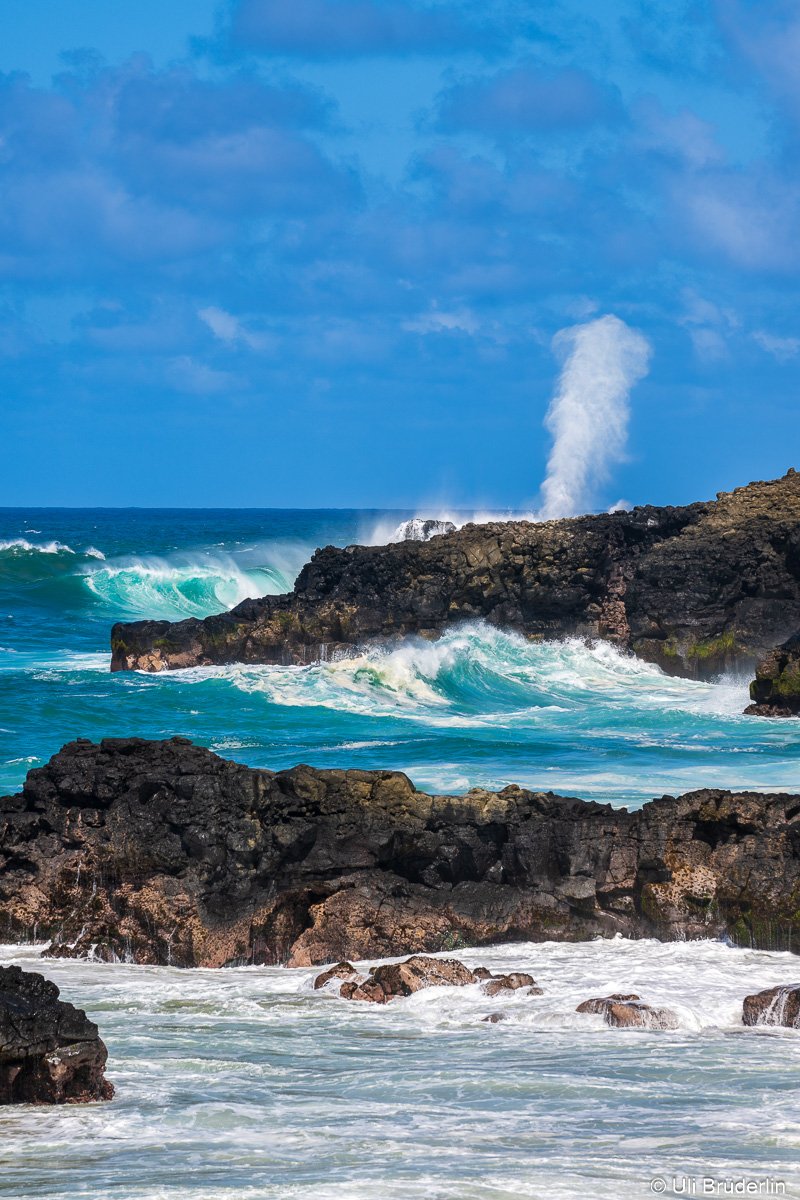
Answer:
[0, 965, 112, 1103]
[110, 470, 800, 682]
[745, 633, 800, 716]
[742, 985, 800, 1027]
[3, 738, 800, 967]
[576, 994, 678, 1029]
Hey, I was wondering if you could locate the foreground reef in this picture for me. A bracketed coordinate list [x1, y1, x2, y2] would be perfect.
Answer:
[110, 470, 800, 688]
[2, 738, 800, 967]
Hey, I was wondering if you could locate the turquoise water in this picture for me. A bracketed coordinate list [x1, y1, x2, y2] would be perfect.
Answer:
[3, 509, 800, 1198]
[1, 507, 798, 805]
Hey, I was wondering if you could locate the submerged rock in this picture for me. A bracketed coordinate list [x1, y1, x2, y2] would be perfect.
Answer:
[742, 985, 800, 1027]
[0, 965, 113, 1104]
[745, 634, 800, 717]
[576, 994, 679, 1030]
[3, 738, 800, 966]
[110, 470, 800, 684]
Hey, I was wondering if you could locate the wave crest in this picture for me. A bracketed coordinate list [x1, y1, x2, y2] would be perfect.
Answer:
[83, 554, 297, 620]
[177, 624, 747, 724]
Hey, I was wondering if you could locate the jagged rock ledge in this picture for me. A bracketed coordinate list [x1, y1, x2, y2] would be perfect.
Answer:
[110, 471, 800, 685]
[2, 738, 800, 967]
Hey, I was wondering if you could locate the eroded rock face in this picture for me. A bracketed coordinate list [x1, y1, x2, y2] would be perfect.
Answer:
[742, 985, 800, 1027]
[110, 471, 800, 683]
[2, 738, 800, 967]
[576, 994, 678, 1030]
[745, 634, 800, 717]
[0, 965, 113, 1104]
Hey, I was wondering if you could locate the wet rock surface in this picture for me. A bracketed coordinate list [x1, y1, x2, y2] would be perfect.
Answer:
[0, 965, 113, 1104]
[745, 633, 800, 717]
[481, 972, 539, 996]
[392, 518, 457, 542]
[742, 985, 800, 1027]
[576, 994, 679, 1030]
[110, 471, 800, 684]
[330, 955, 476, 1003]
[3, 737, 800, 967]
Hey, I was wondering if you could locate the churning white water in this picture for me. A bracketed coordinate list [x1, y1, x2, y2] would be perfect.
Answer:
[1, 939, 799, 1199]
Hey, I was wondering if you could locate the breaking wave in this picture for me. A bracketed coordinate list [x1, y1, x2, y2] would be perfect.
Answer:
[178, 623, 748, 725]
[82, 555, 297, 620]
[0, 537, 314, 620]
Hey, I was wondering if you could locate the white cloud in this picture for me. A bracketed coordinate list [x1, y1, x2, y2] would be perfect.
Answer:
[167, 355, 241, 395]
[753, 329, 800, 362]
[679, 288, 739, 363]
[403, 307, 479, 335]
[199, 305, 271, 351]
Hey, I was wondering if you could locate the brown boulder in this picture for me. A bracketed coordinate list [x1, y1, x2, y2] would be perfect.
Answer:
[340, 955, 476, 1003]
[313, 962, 360, 990]
[576, 994, 679, 1030]
[482, 972, 538, 997]
[742, 985, 800, 1027]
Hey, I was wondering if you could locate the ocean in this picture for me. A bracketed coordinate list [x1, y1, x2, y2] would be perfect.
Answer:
[1, 508, 799, 1197]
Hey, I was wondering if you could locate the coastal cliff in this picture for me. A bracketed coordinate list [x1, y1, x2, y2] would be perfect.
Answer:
[2, 738, 799, 967]
[110, 470, 800, 682]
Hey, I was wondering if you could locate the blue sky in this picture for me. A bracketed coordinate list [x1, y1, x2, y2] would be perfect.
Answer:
[0, 0, 798, 508]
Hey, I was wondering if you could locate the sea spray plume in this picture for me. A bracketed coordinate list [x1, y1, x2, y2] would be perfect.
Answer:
[538, 314, 652, 520]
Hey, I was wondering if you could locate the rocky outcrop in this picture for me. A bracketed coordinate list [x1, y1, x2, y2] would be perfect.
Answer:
[481, 972, 540, 997]
[2, 738, 800, 967]
[742, 985, 800, 1027]
[336, 955, 475, 1003]
[313, 956, 542, 1002]
[745, 633, 800, 716]
[110, 470, 800, 682]
[575, 993, 679, 1029]
[0, 965, 113, 1103]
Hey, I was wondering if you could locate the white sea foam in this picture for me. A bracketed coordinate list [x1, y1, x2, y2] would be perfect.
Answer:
[0, 938, 797, 1199]
[172, 624, 748, 726]
[0, 538, 76, 555]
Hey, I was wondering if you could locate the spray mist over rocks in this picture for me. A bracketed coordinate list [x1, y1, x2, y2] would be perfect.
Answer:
[538, 314, 652, 521]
